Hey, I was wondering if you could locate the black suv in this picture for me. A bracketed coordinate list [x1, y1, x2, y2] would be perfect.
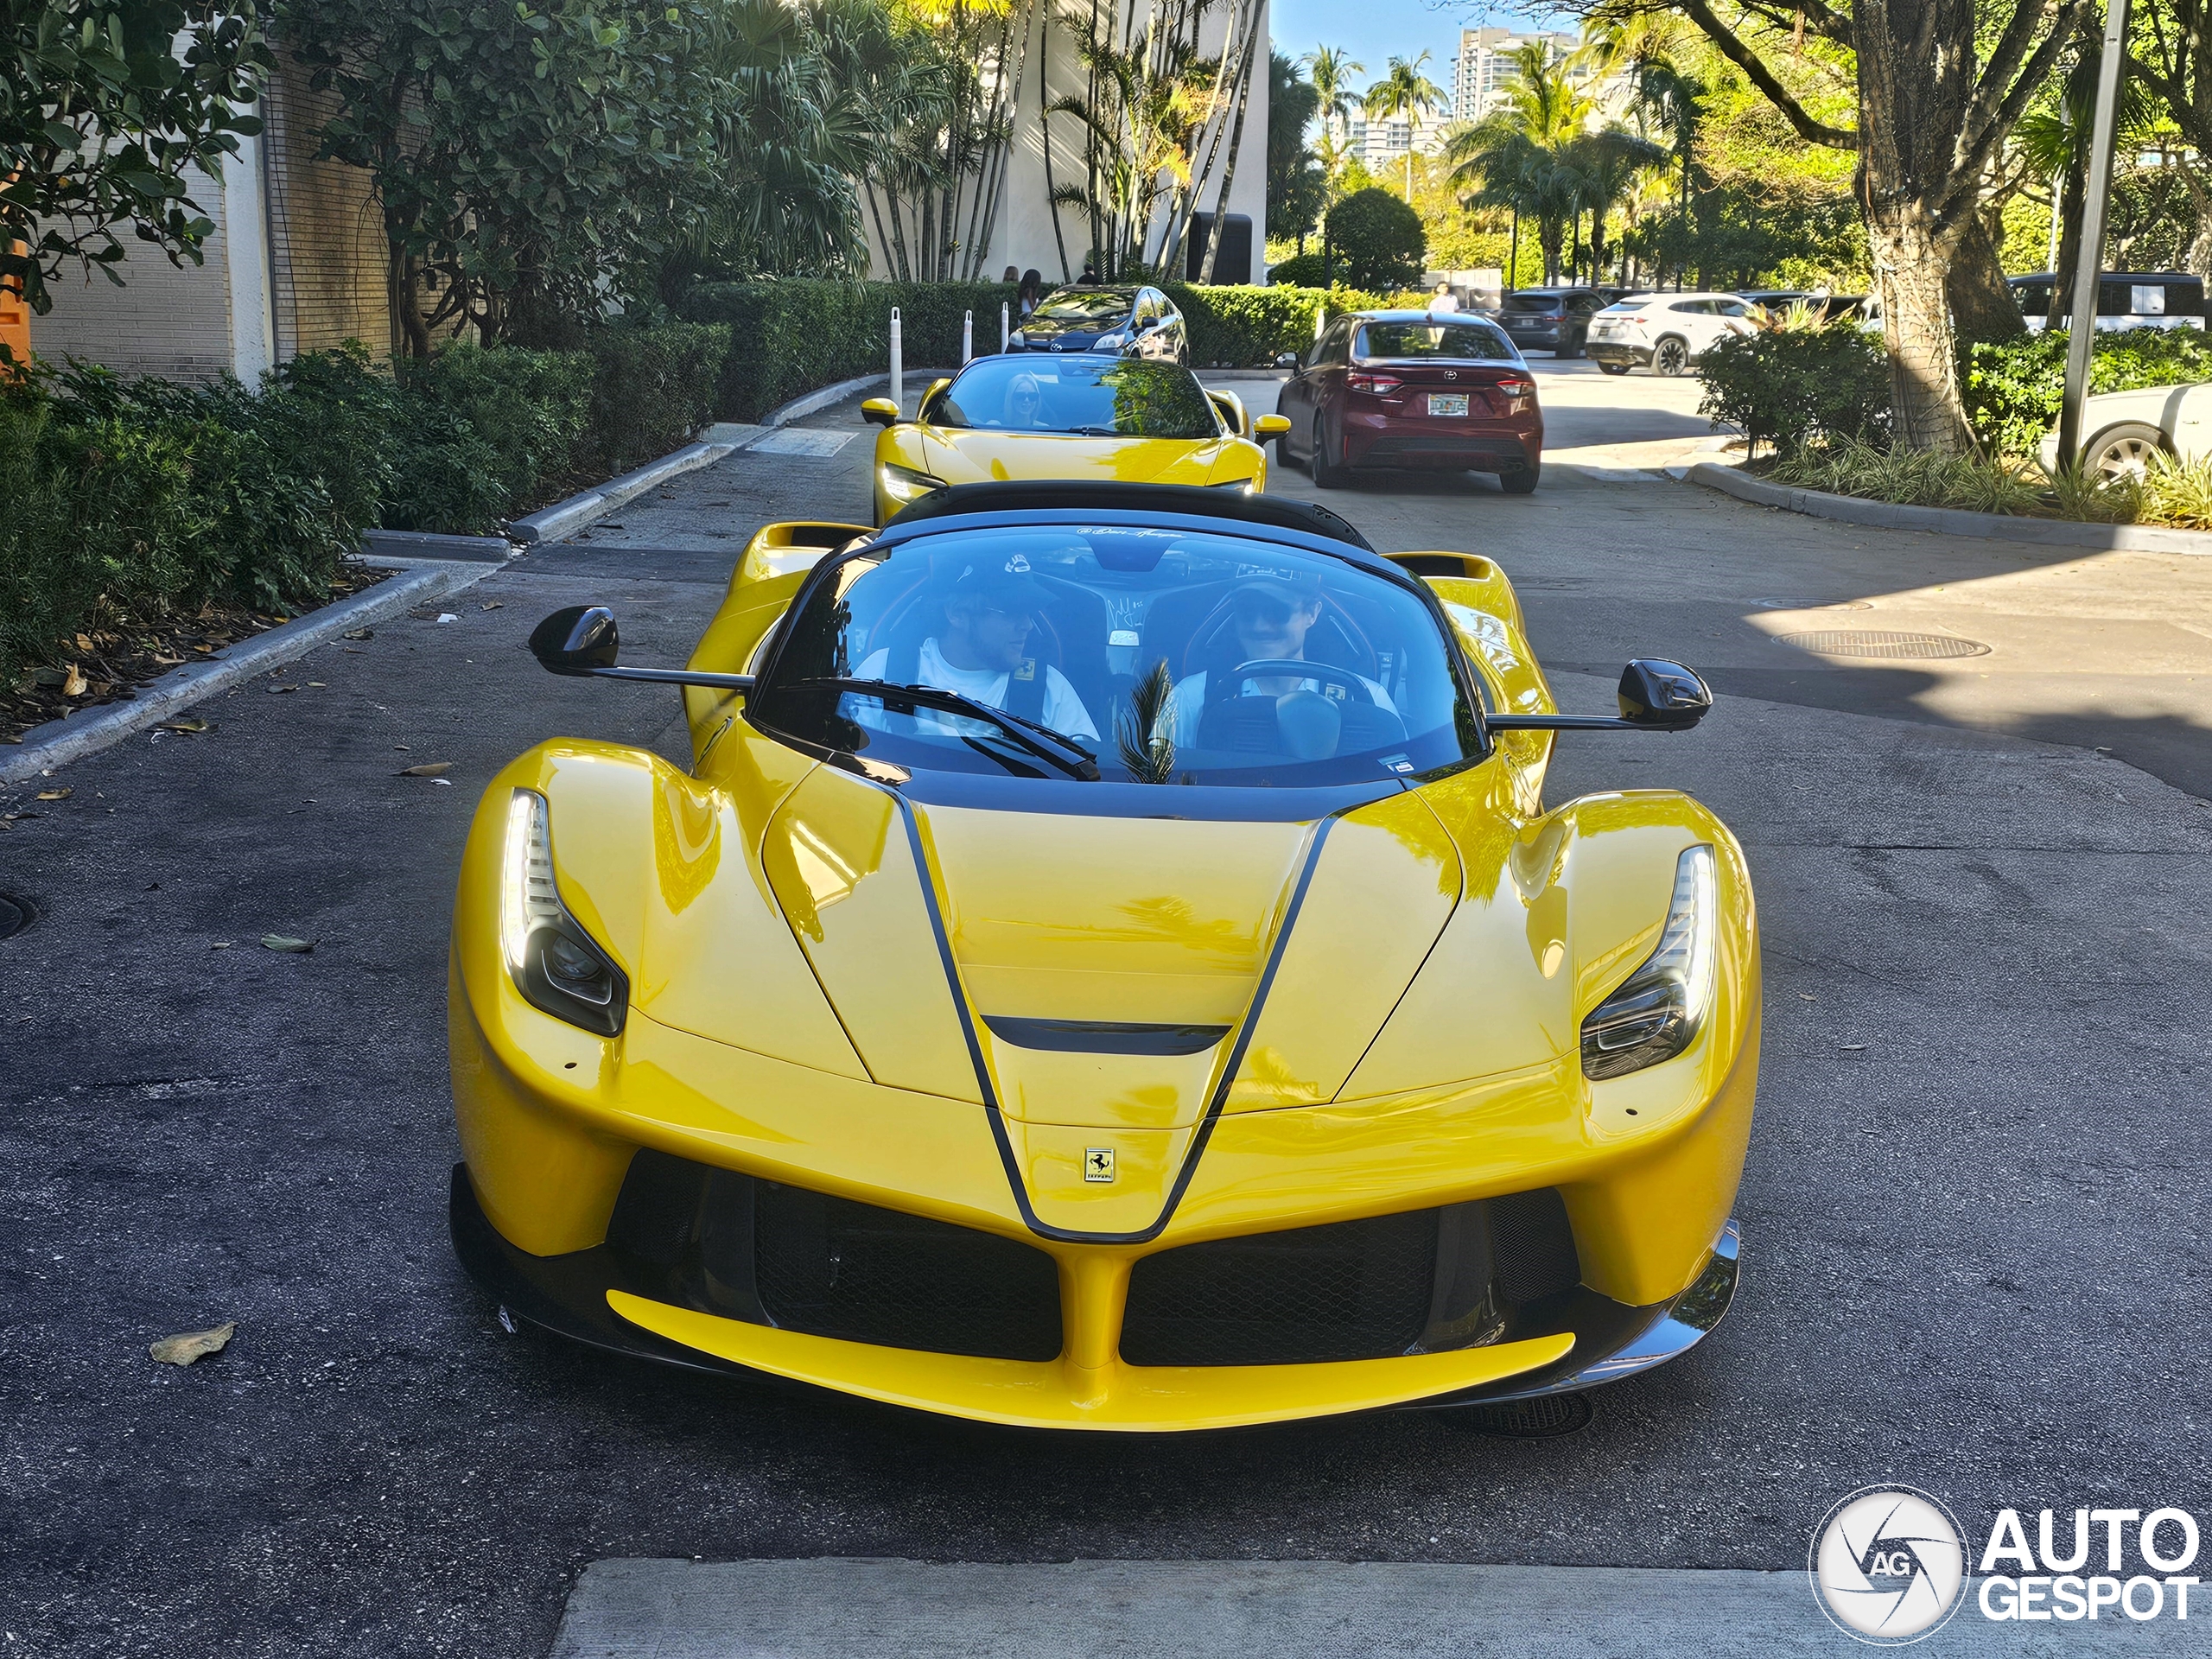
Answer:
[1009, 285, 1189, 363]
[1495, 287, 1606, 357]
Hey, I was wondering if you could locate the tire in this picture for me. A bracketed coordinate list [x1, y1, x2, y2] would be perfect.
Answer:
[1653, 336, 1690, 377]
[2082, 421, 2166, 481]
[1597, 360, 1631, 377]
[1311, 416, 1344, 489]
[1560, 329, 1584, 359]
[1500, 463, 1540, 496]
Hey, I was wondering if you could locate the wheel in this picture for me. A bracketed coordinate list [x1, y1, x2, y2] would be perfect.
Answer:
[1560, 329, 1584, 359]
[1310, 416, 1344, 489]
[1598, 360, 1631, 377]
[2082, 421, 2166, 481]
[1653, 336, 1690, 377]
[1499, 463, 1540, 496]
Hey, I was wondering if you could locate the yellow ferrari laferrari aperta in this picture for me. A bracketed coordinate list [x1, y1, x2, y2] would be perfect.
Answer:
[861, 353, 1289, 525]
[449, 482, 1758, 1432]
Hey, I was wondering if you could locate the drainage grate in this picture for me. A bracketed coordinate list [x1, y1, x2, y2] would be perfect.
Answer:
[1451, 1392, 1594, 1438]
[1778, 629, 1989, 660]
[0, 893, 31, 941]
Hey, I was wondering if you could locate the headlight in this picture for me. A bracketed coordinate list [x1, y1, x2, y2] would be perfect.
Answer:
[879, 461, 949, 505]
[1580, 844, 1717, 1079]
[1096, 333, 1126, 349]
[1209, 477, 1256, 493]
[501, 788, 629, 1037]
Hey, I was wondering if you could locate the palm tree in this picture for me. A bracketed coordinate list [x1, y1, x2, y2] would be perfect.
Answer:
[1445, 44, 1589, 283]
[1363, 51, 1446, 200]
[1560, 127, 1669, 283]
[1303, 44, 1363, 144]
[1577, 11, 1702, 287]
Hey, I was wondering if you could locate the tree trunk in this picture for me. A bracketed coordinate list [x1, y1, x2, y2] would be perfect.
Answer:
[1946, 209, 2025, 346]
[1540, 220, 1563, 285]
[1867, 206, 1969, 454]
[2049, 138, 2089, 326]
[1198, 21, 1259, 283]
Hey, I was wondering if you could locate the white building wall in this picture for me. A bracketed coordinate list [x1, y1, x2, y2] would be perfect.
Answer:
[873, 0, 1269, 286]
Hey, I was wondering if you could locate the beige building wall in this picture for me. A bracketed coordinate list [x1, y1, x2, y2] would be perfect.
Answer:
[262, 57, 391, 362]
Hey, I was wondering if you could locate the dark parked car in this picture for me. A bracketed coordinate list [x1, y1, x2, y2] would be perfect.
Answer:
[1494, 287, 1606, 356]
[1008, 284, 1188, 362]
[2008, 270, 2207, 334]
[1274, 310, 1543, 494]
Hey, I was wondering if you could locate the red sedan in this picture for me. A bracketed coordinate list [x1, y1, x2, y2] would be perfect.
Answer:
[1274, 310, 1544, 494]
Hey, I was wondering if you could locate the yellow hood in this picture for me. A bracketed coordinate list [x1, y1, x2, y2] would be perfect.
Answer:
[919, 428, 1245, 486]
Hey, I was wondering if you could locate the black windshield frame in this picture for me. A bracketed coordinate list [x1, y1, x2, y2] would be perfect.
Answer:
[745, 506, 1497, 792]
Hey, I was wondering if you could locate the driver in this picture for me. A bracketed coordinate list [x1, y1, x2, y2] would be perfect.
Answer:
[854, 555, 1099, 741]
[1164, 571, 1395, 748]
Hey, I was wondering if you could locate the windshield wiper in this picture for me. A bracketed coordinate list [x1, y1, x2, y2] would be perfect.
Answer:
[794, 677, 1101, 781]
[1067, 425, 1127, 437]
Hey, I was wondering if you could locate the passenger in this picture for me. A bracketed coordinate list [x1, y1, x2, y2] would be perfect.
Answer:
[854, 556, 1099, 741]
[1164, 572, 1395, 749]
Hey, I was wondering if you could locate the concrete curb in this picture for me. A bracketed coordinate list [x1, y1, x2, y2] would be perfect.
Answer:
[760, 373, 889, 428]
[361, 527, 515, 565]
[1688, 461, 2212, 556]
[509, 439, 744, 547]
[1, 561, 490, 786]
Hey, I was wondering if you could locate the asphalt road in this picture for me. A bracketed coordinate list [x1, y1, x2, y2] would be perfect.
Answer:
[3, 379, 2209, 1657]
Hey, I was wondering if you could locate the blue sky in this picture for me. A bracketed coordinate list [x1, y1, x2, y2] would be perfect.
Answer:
[1268, 0, 1552, 95]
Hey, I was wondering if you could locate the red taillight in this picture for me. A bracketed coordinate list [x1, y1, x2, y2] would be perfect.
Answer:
[1496, 376, 1535, 397]
[1347, 372, 1402, 395]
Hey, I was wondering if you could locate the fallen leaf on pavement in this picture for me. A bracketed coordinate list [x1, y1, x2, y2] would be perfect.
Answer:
[340, 627, 374, 641]
[1798, 993, 1815, 1001]
[1839, 1043, 1866, 1051]
[149, 1323, 235, 1366]
[61, 665, 87, 697]
[397, 762, 451, 777]
[36, 787, 72, 801]
[260, 934, 315, 953]
[76, 632, 95, 652]
[480, 601, 504, 611]
[211, 941, 232, 949]
[157, 719, 211, 734]
[266, 684, 299, 695]
[307, 681, 325, 688]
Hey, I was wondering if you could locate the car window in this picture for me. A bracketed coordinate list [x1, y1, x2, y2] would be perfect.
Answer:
[1032, 289, 1136, 321]
[1670, 299, 1715, 315]
[1134, 293, 1159, 326]
[935, 358, 1222, 439]
[1568, 294, 1600, 312]
[1600, 299, 1653, 314]
[752, 526, 1480, 788]
[1354, 321, 1516, 360]
[1500, 293, 1561, 313]
[1715, 300, 1751, 317]
[1320, 321, 1355, 365]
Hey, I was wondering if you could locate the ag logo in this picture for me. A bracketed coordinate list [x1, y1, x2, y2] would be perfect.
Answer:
[1083, 1147, 1116, 1184]
[1809, 1486, 1967, 1645]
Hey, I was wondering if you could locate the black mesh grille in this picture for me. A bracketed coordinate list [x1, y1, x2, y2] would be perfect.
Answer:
[604, 1151, 1064, 1363]
[1118, 1190, 1582, 1368]
[753, 1183, 1063, 1361]
[1120, 1210, 1439, 1366]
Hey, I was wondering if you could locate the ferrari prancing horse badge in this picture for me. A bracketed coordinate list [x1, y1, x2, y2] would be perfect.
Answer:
[1084, 1147, 1116, 1184]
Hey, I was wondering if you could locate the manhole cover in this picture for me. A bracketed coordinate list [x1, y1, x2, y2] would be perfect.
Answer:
[0, 893, 32, 941]
[1448, 1392, 1595, 1439]
[1778, 629, 1989, 659]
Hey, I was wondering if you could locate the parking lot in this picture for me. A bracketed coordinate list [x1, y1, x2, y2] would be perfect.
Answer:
[3, 366, 2209, 1656]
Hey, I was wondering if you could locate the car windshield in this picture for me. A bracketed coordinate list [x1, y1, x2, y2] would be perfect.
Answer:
[1501, 293, 1567, 312]
[1031, 290, 1133, 321]
[1599, 301, 1649, 314]
[1355, 321, 1516, 360]
[933, 358, 1222, 440]
[751, 524, 1481, 788]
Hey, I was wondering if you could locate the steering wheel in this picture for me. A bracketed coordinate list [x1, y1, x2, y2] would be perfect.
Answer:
[1224, 658, 1376, 703]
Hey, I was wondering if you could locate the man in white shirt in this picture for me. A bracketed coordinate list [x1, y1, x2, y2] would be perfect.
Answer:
[853, 554, 1099, 742]
[1429, 282, 1460, 314]
[1162, 571, 1394, 753]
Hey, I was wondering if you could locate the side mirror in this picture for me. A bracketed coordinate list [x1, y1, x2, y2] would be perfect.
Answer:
[1274, 351, 1300, 370]
[860, 397, 902, 428]
[526, 606, 757, 694]
[1618, 659, 1712, 729]
[529, 606, 619, 677]
[1254, 414, 1291, 440]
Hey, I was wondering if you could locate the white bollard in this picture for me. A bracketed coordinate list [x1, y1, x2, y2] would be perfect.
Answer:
[890, 308, 902, 410]
[1314, 305, 1325, 339]
[963, 310, 974, 365]
[1001, 302, 1010, 352]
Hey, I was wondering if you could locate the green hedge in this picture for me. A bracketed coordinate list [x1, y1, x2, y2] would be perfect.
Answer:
[2, 321, 730, 685]
[1695, 325, 1894, 455]
[1966, 327, 2212, 456]
[678, 279, 1416, 414]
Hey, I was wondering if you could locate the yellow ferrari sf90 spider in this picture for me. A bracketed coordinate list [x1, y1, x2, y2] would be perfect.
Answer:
[449, 482, 1758, 1432]
[861, 353, 1290, 525]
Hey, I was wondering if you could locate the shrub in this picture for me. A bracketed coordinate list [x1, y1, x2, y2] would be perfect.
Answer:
[580, 321, 732, 475]
[1966, 327, 2212, 456]
[1696, 325, 1892, 454]
[390, 344, 595, 533]
[1266, 251, 1329, 288]
[1770, 438, 2044, 515]
[1321, 188, 1427, 290]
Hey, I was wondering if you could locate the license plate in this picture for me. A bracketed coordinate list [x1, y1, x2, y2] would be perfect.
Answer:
[1427, 392, 1469, 417]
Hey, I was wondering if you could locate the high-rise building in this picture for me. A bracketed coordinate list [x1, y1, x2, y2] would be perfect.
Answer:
[1454, 26, 1579, 123]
